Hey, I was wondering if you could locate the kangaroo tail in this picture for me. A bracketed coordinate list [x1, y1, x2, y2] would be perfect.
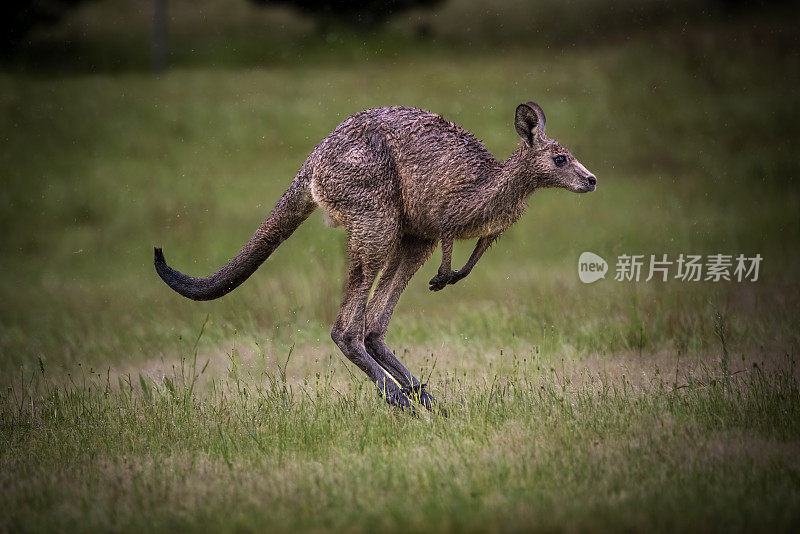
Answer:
[154, 175, 316, 301]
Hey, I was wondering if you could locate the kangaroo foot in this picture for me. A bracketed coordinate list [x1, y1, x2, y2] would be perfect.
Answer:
[403, 383, 448, 417]
[379, 385, 417, 416]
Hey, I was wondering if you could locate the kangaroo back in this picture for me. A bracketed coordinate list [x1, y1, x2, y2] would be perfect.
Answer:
[154, 175, 315, 301]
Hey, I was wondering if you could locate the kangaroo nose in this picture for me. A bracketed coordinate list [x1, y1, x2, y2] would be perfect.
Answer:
[587, 175, 597, 186]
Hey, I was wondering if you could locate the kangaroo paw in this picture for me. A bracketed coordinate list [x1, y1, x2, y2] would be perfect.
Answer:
[429, 273, 450, 291]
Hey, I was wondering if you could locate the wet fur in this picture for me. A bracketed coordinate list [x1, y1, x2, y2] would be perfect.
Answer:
[155, 102, 596, 413]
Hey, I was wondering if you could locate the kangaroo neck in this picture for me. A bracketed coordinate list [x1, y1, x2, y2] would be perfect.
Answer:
[454, 147, 534, 237]
[486, 147, 536, 216]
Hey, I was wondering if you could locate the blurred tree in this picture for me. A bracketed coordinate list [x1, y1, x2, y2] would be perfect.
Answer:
[247, 0, 443, 31]
[153, 0, 167, 73]
[1, 0, 95, 57]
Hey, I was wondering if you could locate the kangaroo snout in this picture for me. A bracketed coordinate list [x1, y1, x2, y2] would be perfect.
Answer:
[573, 172, 596, 193]
[563, 157, 596, 193]
[584, 174, 597, 192]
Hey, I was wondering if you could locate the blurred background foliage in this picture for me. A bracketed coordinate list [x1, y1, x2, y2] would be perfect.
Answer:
[3, 0, 793, 73]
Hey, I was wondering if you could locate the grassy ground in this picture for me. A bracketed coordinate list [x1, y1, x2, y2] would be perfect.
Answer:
[2, 2, 800, 532]
[4, 346, 799, 532]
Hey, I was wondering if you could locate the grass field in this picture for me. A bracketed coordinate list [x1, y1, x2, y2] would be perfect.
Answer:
[2, 1, 800, 531]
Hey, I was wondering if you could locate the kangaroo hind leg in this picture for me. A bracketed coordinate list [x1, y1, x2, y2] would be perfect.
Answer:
[364, 235, 446, 415]
[330, 219, 414, 412]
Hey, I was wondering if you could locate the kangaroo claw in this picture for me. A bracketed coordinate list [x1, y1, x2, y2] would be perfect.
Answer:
[429, 273, 450, 291]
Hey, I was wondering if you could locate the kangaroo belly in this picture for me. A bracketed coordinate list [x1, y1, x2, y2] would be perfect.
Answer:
[396, 186, 445, 238]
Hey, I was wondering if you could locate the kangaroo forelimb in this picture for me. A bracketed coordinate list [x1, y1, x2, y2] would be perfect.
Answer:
[429, 234, 498, 291]
[450, 234, 497, 283]
[429, 238, 454, 291]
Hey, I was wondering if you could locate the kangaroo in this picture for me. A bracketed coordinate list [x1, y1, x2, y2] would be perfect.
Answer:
[154, 102, 596, 415]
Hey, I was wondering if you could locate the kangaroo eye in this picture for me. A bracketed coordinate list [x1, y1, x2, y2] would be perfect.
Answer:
[554, 155, 567, 167]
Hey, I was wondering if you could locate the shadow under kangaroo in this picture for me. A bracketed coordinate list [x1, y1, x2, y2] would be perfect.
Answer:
[155, 102, 596, 415]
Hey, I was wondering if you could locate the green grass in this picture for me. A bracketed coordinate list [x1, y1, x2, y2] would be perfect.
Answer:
[3, 345, 799, 532]
[2, 2, 800, 531]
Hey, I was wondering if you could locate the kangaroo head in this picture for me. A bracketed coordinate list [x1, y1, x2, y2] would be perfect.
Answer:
[514, 102, 597, 193]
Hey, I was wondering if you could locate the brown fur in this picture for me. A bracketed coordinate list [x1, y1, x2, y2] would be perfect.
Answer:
[155, 102, 596, 414]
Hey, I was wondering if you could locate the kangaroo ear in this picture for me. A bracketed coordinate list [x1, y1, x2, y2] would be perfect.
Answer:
[514, 102, 547, 147]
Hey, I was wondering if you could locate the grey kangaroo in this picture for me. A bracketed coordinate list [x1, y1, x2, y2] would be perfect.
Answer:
[155, 102, 596, 414]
